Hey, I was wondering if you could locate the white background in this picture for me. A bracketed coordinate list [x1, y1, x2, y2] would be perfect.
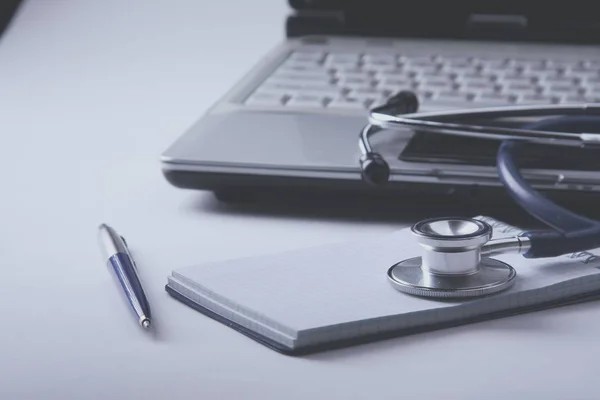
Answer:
[1, 1, 600, 398]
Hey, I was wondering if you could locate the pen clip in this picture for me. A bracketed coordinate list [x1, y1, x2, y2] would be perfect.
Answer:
[120, 235, 138, 272]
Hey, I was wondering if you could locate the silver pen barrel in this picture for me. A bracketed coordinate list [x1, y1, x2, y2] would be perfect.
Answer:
[98, 224, 128, 261]
[98, 224, 152, 330]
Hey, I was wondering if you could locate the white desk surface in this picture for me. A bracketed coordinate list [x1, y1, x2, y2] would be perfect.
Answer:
[2, 1, 600, 399]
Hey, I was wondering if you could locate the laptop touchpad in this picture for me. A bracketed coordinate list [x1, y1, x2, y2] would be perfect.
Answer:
[163, 110, 403, 170]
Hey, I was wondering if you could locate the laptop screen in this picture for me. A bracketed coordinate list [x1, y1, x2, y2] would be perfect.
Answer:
[288, 1, 600, 43]
[289, 0, 598, 15]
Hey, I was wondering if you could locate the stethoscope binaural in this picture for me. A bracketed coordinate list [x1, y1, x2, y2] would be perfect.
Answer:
[358, 91, 600, 299]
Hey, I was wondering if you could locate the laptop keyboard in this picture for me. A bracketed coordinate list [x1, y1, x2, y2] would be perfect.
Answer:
[244, 49, 600, 111]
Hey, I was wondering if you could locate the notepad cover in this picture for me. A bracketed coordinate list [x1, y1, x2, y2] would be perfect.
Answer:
[165, 216, 600, 355]
[165, 283, 600, 355]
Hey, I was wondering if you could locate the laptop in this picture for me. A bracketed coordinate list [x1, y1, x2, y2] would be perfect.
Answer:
[160, 1, 600, 205]
[0, 0, 21, 40]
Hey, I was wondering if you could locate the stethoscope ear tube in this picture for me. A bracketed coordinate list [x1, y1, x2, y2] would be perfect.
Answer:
[496, 116, 600, 258]
[359, 152, 390, 185]
[358, 91, 419, 186]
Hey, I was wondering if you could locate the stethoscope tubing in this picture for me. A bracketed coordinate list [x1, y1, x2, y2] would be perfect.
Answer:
[497, 117, 600, 258]
[367, 103, 600, 147]
[359, 97, 600, 260]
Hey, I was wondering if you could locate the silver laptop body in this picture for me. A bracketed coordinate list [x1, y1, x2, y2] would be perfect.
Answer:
[161, 34, 600, 200]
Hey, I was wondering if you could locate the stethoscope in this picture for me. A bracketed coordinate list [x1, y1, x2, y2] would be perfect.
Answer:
[358, 91, 600, 299]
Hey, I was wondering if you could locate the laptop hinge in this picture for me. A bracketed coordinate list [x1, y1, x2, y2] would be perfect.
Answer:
[286, 6, 600, 44]
[465, 13, 528, 39]
[467, 14, 528, 31]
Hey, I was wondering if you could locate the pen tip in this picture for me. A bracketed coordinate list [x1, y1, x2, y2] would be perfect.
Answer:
[141, 319, 151, 329]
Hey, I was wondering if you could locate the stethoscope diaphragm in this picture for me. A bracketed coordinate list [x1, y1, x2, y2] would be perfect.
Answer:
[387, 256, 517, 299]
[387, 217, 517, 299]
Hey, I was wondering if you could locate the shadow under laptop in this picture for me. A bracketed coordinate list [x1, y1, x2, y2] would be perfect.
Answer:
[195, 191, 486, 225]
[190, 187, 600, 230]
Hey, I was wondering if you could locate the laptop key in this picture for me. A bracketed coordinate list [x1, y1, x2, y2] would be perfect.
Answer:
[348, 91, 384, 107]
[245, 91, 286, 106]
[279, 63, 326, 73]
[418, 80, 455, 92]
[295, 87, 343, 98]
[326, 56, 361, 68]
[587, 85, 600, 96]
[363, 54, 397, 65]
[502, 82, 541, 96]
[273, 68, 332, 79]
[563, 94, 600, 103]
[462, 71, 497, 81]
[403, 57, 436, 67]
[327, 97, 367, 110]
[444, 65, 481, 76]
[288, 51, 325, 63]
[514, 59, 547, 71]
[286, 94, 326, 108]
[336, 69, 371, 80]
[570, 65, 600, 76]
[433, 90, 473, 102]
[461, 80, 496, 90]
[334, 66, 371, 76]
[545, 83, 583, 95]
[376, 68, 413, 79]
[421, 76, 454, 86]
[327, 52, 362, 62]
[517, 94, 557, 105]
[263, 80, 339, 94]
[542, 75, 578, 84]
[337, 76, 373, 86]
[269, 74, 333, 85]
[377, 76, 413, 88]
[545, 60, 573, 70]
[363, 59, 397, 68]
[481, 59, 510, 71]
[584, 76, 600, 85]
[473, 91, 515, 105]
[364, 64, 403, 75]
[409, 65, 442, 76]
[498, 73, 536, 84]
[352, 86, 390, 98]
[443, 58, 472, 69]
[571, 71, 600, 83]
[342, 84, 379, 96]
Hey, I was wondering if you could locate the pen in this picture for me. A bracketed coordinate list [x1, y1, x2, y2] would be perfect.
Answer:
[98, 224, 152, 329]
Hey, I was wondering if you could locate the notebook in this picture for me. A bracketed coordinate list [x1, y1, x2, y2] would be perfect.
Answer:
[165, 216, 600, 355]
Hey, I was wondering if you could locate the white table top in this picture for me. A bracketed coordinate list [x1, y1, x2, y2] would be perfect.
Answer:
[2, 1, 600, 398]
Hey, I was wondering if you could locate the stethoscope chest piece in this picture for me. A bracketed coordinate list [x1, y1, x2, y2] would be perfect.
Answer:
[388, 217, 517, 299]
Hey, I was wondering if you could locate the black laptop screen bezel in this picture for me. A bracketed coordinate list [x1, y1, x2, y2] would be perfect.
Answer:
[288, 0, 600, 43]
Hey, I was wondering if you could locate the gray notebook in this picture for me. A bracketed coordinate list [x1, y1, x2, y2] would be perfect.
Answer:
[165, 216, 600, 355]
